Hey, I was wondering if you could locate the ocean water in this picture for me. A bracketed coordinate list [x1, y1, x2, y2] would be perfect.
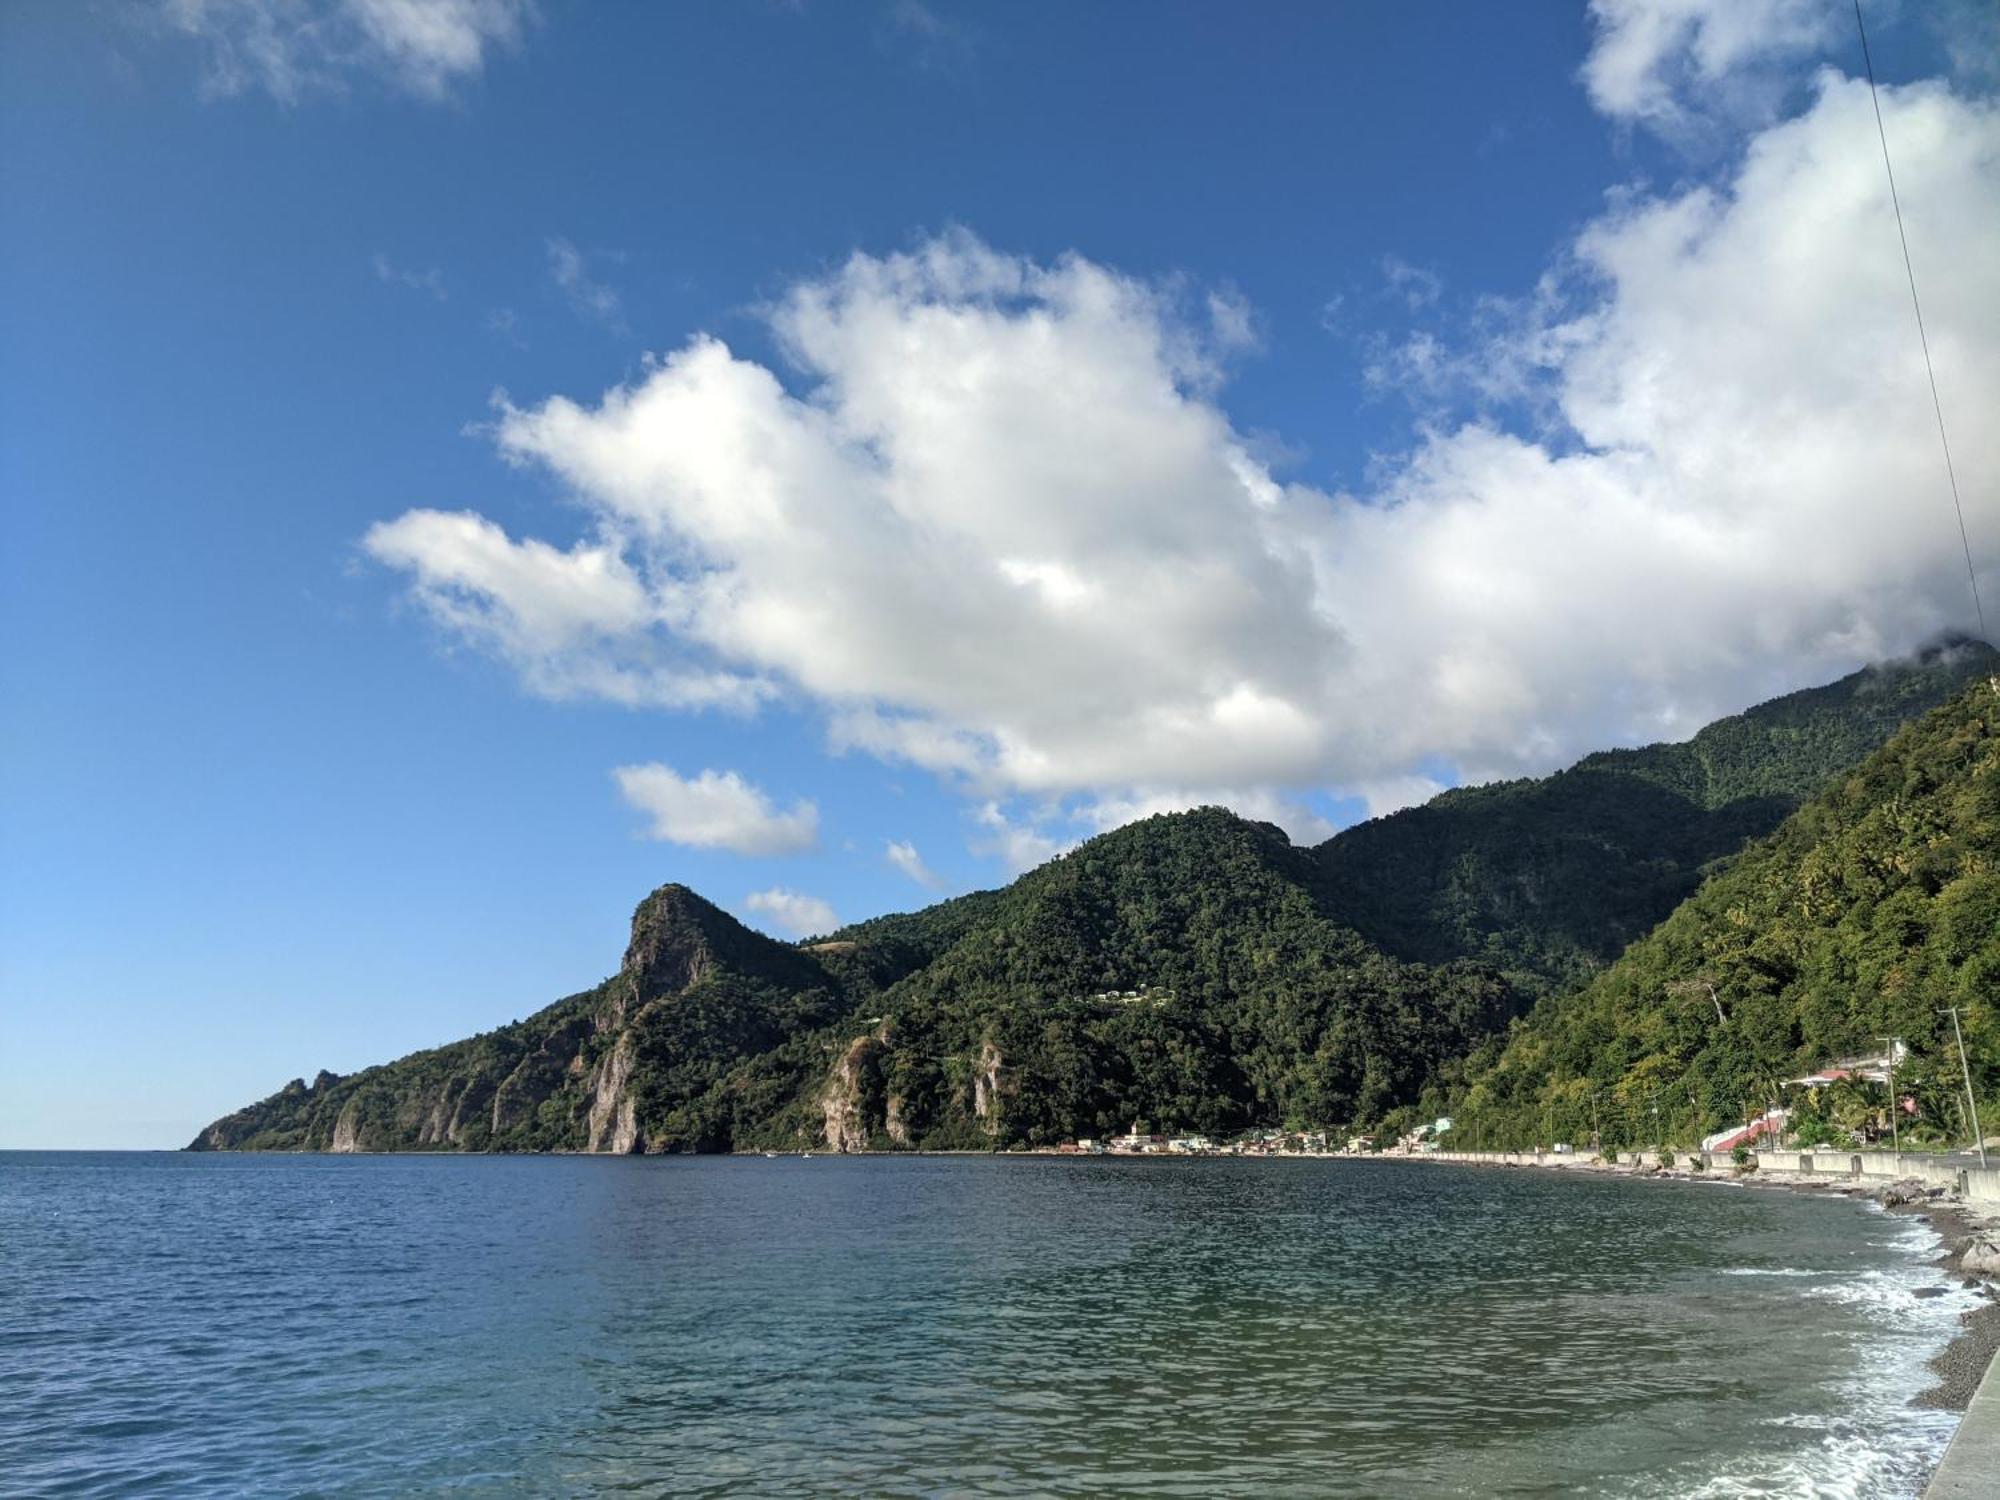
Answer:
[0, 1153, 1979, 1498]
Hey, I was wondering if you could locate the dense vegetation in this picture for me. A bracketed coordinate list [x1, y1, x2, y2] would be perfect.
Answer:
[823, 811, 1522, 1146]
[191, 643, 1995, 1155]
[1441, 678, 2000, 1153]
[1314, 640, 1996, 988]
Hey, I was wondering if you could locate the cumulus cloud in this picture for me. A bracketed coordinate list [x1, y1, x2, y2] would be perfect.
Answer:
[884, 838, 945, 890]
[1581, 0, 1841, 133]
[744, 887, 837, 938]
[361, 509, 763, 708]
[159, 0, 532, 103]
[613, 764, 818, 855]
[368, 74, 1999, 854]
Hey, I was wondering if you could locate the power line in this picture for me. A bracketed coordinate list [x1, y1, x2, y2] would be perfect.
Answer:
[1852, 0, 1986, 644]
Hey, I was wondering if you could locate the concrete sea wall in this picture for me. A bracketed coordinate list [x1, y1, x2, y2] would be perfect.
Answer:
[1423, 1147, 2000, 1205]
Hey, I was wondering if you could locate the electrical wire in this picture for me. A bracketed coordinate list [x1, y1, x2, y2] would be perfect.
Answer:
[1852, 0, 1987, 644]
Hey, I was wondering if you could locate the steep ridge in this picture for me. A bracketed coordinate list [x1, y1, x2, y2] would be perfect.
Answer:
[189, 886, 849, 1153]
[1448, 677, 2000, 1150]
[191, 645, 1993, 1153]
[1312, 639, 1996, 988]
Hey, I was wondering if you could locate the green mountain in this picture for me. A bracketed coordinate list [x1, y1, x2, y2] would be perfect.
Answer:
[1447, 675, 2000, 1151]
[191, 886, 858, 1153]
[193, 813, 1519, 1152]
[1313, 639, 1998, 988]
[190, 643, 1994, 1154]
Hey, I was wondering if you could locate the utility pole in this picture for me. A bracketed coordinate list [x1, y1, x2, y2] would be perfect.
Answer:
[1876, 1036, 1902, 1156]
[1591, 1091, 1602, 1155]
[1940, 1006, 1987, 1168]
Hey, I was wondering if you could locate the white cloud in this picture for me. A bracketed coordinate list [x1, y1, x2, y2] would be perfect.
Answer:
[1075, 789, 1336, 848]
[547, 238, 626, 333]
[613, 764, 818, 855]
[1581, 0, 1840, 132]
[744, 886, 837, 938]
[159, 0, 532, 103]
[1347, 774, 1452, 821]
[360, 509, 763, 708]
[368, 76, 2000, 851]
[972, 802, 1074, 875]
[1381, 254, 1443, 310]
[884, 838, 944, 890]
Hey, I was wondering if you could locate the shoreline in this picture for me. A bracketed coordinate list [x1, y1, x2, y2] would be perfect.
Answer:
[1402, 1149, 2000, 1411]
[149, 1143, 2000, 1491]
[1389, 1146, 2000, 1495]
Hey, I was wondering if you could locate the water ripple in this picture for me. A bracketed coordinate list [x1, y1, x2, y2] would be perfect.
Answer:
[0, 1153, 1969, 1498]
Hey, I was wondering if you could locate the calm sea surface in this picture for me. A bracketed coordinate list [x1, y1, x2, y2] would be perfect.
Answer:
[0, 1153, 1979, 1498]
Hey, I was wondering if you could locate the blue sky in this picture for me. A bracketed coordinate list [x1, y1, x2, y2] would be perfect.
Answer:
[4, 1, 1996, 1147]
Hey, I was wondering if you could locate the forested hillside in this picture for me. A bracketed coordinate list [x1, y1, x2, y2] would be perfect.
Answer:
[191, 645, 1993, 1154]
[1313, 640, 1996, 987]
[1444, 678, 2000, 1152]
[194, 812, 1519, 1151]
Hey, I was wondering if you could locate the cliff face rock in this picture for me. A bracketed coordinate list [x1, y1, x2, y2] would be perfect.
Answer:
[191, 878, 839, 1155]
[586, 1034, 641, 1154]
[330, 1098, 362, 1154]
[971, 1040, 1009, 1135]
[618, 885, 720, 1016]
[821, 1031, 888, 1153]
[490, 1015, 590, 1136]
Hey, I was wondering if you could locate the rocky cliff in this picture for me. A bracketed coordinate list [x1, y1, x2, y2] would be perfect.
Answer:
[189, 885, 847, 1154]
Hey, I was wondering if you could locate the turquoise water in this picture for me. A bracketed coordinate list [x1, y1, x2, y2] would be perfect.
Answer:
[0, 1153, 1977, 1497]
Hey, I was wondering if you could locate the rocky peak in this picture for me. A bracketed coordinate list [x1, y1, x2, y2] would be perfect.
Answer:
[620, 883, 727, 1000]
[617, 882, 830, 1009]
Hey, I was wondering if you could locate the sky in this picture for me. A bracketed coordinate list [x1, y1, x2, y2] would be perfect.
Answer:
[3, 0, 1997, 1148]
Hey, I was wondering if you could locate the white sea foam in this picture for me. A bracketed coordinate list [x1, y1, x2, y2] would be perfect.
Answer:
[1678, 1421, 1958, 1500]
[1678, 1207, 1976, 1497]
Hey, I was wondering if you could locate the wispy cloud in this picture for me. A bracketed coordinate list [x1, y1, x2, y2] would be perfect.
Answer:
[483, 306, 527, 347]
[371, 252, 447, 300]
[884, 838, 945, 890]
[546, 237, 627, 333]
[1580, 0, 1837, 139]
[880, 0, 979, 74]
[1380, 254, 1442, 311]
[158, 0, 534, 105]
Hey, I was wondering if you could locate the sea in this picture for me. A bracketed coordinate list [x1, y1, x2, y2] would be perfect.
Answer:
[0, 1152, 1982, 1498]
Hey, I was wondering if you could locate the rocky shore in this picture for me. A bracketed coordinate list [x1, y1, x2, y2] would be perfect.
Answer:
[1873, 1192, 2000, 1413]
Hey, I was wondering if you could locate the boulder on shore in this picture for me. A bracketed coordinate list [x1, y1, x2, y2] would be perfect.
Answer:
[1958, 1236, 2000, 1278]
